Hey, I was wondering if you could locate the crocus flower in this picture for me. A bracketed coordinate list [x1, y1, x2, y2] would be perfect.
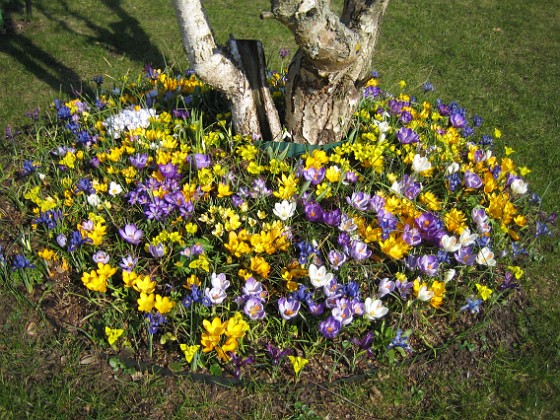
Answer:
[148, 243, 165, 258]
[346, 191, 371, 211]
[130, 153, 148, 169]
[476, 247, 496, 266]
[397, 127, 419, 144]
[319, 316, 342, 338]
[463, 171, 483, 189]
[440, 234, 461, 253]
[188, 153, 210, 169]
[273, 200, 297, 221]
[108, 181, 124, 196]
[349, 240, 372, 260]
[303, 201, 324, 222]
[511, 178, 528, 195]
[459, 228, 478, 247]
[266, 343, 293, 366]
[118, 224, 143, 245]
[363, 298, 389, 320]
[387, 329, 413, 354]
[454, 246, 476, 265]
[460, 297, 483, 314]
[308, 264, 334, 288]
[322, 208, 341, 227]
[332, 298, 354, 326]
[351, 331, 375, 358]
[450, 112, 467, 128]
[158, 162, 179, 179]
[328, 249, 347, 270]
[378, 278, 395, 298]
[302, 166, 326, 185]
[417, 255, 439, 276]
[412, 154, 432, 173]
[92, 251, 110, 264]
[211, 272, 230, 291]
[278, 297, 301, 320]
[204, 286, 227, 305]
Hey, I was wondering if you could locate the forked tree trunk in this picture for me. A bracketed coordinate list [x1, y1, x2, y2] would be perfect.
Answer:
[173, 0, 389, 145]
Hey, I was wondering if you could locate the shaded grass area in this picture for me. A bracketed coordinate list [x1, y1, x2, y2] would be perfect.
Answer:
[1, 0, 559, 417]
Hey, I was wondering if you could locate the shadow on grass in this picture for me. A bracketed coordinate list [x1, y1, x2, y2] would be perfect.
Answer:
[34, 0, 166, 68]
[0, 33, 90, 98]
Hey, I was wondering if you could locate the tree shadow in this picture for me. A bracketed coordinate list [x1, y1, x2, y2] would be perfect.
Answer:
[0, 0, 167, 102]
[34, 0, 167, 67]
[0, 33, 91, 99]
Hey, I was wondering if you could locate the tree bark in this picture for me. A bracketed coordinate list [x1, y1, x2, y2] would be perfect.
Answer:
[272, 0, 390, 145]
[173, 0, 282, 141]
[173, 0, 389, 145]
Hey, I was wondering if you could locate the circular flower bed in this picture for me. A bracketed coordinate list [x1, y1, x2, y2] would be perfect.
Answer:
[2, 63, 553, 381]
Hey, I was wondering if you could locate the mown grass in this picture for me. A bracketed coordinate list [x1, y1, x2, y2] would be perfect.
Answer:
[1, 0, 559, 417]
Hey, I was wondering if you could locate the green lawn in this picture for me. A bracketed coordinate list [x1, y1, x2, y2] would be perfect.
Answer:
[1, 0, 559, 417]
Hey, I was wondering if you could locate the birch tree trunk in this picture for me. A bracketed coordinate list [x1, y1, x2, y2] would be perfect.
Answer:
[173, 0, 389, 145]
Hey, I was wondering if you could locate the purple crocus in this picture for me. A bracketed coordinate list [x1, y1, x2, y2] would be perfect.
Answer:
[328, 249, 348, 270]
[266, 343, 292, 366]
[403, 224, 422, 246]
[464, 171, 483, 189]
[332, 298, 354, 326]
[307, 300, 325, 316]
[243, 297, 265, 320]
[303, 201, 324, 222]
[417, 255, 439, 276]
[396, 279, 414, 299]
[351, 331, 375, 358]
[346, 191, 371, 211]
[454, 246, 476, 266]
[319, 316, 342, 339]
[378, 278, 395, 298]
[415, 213, 446, 246]
[130, 153, 148, 169]
[92, 251, 110, 264]
[349, 240, 372, 260]
[119, 254, 138, 271]
[56, 234, 67, 248]
[450, 112, 468, 129]
[397, 127, 419, 144]
[322, 208, 341, 227]
[118, 224, 143, 245]
[158, 162, 180, 179]
[188, 153, 210, 169]
[302, 167, 326, 185]
[278, 297, 301, 320]
[148, 243, 165, 258]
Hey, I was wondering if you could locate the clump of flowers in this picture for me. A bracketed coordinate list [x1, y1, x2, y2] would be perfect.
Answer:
[4, 61, 555, 380]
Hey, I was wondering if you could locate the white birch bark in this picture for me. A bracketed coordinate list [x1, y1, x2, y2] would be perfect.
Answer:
[173, 0, 282, 141]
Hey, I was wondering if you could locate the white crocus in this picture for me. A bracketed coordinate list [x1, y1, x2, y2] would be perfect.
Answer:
[417, 285, 435, 302]
[441, 234, 462, 253]
[273, 200, 297, 221]
[476, 247, 497, 266]
[511, 179, 528, 195]
[412, 154, 432, 173]
[308, 264, 334, 288]
[390, 180, 401, 195]
[87, 193, 102, 207]
[459, 228, 478, 247]
[443, 269, 457, 283]
[364, 298, 389, 320]
[445, 162, 460, 174]
[108, 181, 123, 196]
